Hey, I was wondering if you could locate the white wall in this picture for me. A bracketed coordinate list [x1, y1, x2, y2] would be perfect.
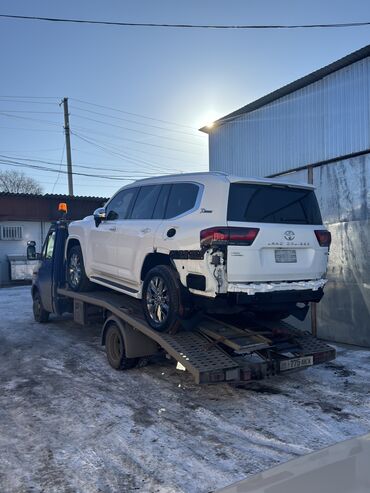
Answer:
[0, 221, 51, 284]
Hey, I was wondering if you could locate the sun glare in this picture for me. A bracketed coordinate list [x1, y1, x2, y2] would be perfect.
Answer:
[196, 110, 219, 130]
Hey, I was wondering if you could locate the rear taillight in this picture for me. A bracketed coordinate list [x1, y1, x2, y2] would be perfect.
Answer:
[200, 227, 259, 247]
[315, 229, 331, 248]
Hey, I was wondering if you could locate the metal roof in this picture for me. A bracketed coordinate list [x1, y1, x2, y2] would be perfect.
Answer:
[0, 193, 108, 221]
[0, 192, 107, 201]
[200, 44, 370, 133]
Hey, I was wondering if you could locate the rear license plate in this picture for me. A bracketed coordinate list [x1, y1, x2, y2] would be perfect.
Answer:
[275, 249, 297, 263]
[280, 356, 313, 371]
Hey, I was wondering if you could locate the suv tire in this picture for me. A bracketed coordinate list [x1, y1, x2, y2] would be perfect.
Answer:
[142, 265, 186, 333]
[66, 245, 93, 292]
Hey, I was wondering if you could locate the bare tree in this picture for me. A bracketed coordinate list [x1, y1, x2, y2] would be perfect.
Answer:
[0, 170, 43, 194]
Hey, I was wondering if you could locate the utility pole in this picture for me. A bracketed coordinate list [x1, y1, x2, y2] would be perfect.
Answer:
[62, 97, 74, 196]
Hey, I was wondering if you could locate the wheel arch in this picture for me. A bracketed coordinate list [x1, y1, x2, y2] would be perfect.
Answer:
[65, 236, 81, 258]
[101, 315, 158, 358]
[140, 252, 174, 281]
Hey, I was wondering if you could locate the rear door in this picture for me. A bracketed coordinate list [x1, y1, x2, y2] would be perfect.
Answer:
[226, 182, 328, 282]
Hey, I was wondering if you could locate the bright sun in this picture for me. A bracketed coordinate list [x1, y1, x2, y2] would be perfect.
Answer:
[195, 110, 219, 130]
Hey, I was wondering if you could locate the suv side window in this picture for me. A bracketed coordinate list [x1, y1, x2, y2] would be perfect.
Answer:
[130, 185, 161, 220]
[106, 187, 138, 220]
[152, 184, 171, 219]
[165, 183, 199, 219]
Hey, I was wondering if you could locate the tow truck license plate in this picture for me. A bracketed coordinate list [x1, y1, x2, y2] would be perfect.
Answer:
[280, 356, 313, 371]
[275, 249, 297, 263]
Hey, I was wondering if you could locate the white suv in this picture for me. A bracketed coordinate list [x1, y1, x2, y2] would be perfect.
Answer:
[66, 172, 331, 332]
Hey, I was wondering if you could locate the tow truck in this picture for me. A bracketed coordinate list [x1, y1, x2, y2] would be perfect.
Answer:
[28, 205, 335, 385]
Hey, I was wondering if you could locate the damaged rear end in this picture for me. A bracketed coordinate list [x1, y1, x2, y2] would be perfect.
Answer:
[201, 180, 331, 320]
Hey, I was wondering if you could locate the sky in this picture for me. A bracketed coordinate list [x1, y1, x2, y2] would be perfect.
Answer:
[0, 0, 369, 198]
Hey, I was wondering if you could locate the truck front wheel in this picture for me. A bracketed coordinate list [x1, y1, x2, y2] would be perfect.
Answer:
[33, 291, 49, 323]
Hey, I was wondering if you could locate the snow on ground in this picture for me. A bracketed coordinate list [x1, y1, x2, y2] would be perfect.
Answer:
[0, 286, 369, 493]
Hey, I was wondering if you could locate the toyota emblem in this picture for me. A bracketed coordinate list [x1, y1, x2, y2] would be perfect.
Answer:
[284, 230, 295, 241]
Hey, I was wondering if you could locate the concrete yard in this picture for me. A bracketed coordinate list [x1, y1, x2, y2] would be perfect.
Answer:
[0, 286, 370, 493]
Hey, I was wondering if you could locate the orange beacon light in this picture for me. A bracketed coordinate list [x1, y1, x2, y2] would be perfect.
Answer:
[58, 202, 68, 214]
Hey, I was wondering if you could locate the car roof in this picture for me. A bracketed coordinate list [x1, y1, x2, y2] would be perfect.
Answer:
[114, 171, 315, 194]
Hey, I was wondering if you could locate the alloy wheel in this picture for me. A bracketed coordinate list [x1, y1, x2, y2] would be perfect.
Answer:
[146, 275, 170, 324]
[68, 253, 82, 288]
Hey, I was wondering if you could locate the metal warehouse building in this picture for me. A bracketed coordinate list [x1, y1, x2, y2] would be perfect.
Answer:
[202, 44, 370, 347]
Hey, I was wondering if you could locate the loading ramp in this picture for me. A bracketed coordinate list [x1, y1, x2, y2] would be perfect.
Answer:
[58, 288, 336, 385]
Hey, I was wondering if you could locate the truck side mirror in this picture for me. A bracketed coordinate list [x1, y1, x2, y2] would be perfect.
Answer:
[94, 207, 106, 227]
[26, 241, 39, 260]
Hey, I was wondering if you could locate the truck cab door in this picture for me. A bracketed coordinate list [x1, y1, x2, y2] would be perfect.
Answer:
[36, 228, 56, 313]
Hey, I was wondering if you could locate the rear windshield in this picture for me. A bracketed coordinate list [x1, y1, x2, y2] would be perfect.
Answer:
[228, 183, 322, 225]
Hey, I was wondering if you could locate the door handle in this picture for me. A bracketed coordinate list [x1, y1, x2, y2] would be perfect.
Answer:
[140, 228, 151, 234]
[109, 226, 116, 231]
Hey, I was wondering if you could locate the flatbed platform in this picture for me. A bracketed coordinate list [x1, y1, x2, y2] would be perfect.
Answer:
[58, 287, 336, 384]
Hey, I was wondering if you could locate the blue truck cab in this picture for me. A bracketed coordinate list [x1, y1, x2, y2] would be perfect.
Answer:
[30, 220, 71, 322]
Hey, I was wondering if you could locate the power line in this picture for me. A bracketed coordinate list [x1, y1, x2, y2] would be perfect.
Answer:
[0, 110, 61, 114]
[0, 112, 61, 126]
[71, 98, 201, 130]
[72, 127, 206, 156]
[0, 125, 62, 133]
[71, 132, 184, 174]
[0, 153, 166, 176]
[51, 144, 65, 193]
[71, 130, 207, 172]
[71, 112, 204, 147]
[0, 147, 63, 153]
[0, 100, 58, 106]
[72, 145, 207, 167]
[0, 157, 162, 181]
[70, 105, 204, 138]
[1, 14, 370, 29]
[0, 95, 58, 99]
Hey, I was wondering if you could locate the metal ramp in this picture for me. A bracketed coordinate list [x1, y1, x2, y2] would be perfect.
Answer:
[58, 288, 336, 385]
[160, 331, 240, 384]
[197, 317, 271, 354]
[58, 288, 241, 384]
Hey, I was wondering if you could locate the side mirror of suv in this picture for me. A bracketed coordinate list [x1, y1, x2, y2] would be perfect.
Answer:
[94, 207, 106, 227]
[26, 240, 40, 260]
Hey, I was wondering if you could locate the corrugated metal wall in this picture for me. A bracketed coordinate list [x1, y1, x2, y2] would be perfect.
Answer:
[270, 155, 370, 347]
[209, 58, 370, 176]
[209, 56, 370, 346]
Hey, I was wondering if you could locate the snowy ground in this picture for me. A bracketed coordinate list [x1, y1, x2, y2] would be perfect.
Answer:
[0, 286, 369, 493]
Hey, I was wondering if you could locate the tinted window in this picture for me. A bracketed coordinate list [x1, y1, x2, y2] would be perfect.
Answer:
[152, 184, 171, 219]
[165, 183, 199, 219]
[131, 185, 161, 219]
[106, 187, 138, 220]
[228, 183, 322, 225]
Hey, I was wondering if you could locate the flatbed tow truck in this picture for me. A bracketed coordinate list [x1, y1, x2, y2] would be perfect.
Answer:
[30, 217, 336, 385]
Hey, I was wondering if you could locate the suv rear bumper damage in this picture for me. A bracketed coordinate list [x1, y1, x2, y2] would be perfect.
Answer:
[227, 278, 327, 296]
